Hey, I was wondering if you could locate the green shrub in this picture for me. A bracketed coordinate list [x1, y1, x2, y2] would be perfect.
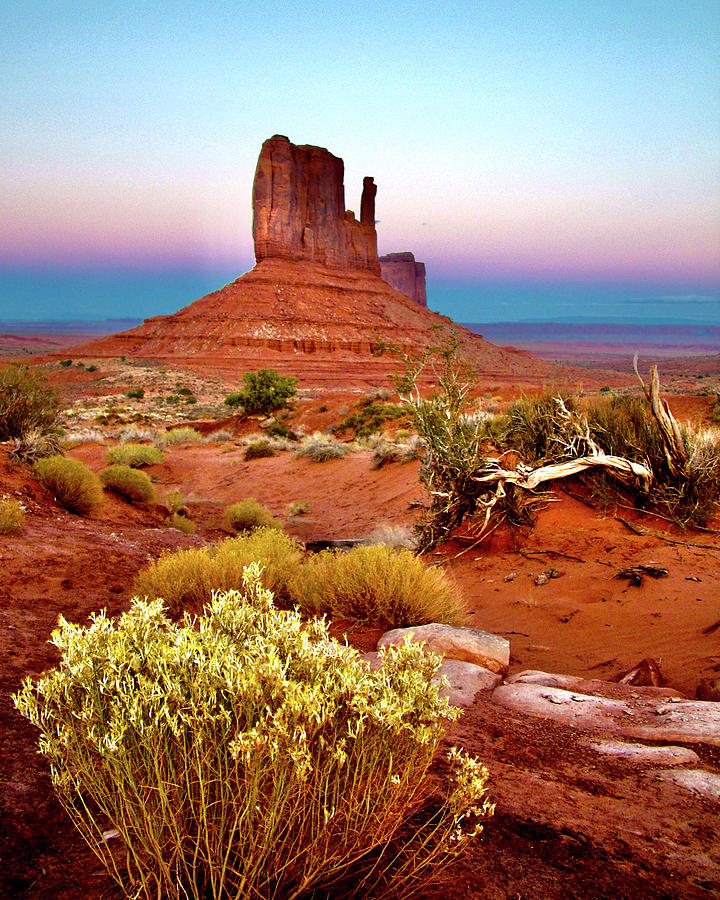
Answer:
[292, 544, 467, 629]
[106, 443, 165, 467]
[224, 369, 298, 414]
[263, 421, 298, 441]
[165, 511, 196, 534]
[14, 567, 492, 900]
[156, 427, 201, 447]
[0, 364, 60, 440]
[134, 528, 303, 614]
[243, 438, 276, 460]
[86, 364, 98, 373]
[59, 359, 72, 368]
[34, 456, 103, 515]
[99, 465, 156, 503]
[163, 489, 187, 514]
[126, 387, 145, 399]
[296, 437, 349, 462]
[0, 498, 25, 534]
[333, 401, 407, 439]
[223, 498, 281, 533]
[289, 500, 309, 516]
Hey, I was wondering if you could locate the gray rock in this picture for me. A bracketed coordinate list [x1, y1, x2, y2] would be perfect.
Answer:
[491, 683, 720, 748]
[360, 652, 501, 707]
[655, 769, 720, 799]
[377, 623, 509, 674]
[588, 740, 700, 766]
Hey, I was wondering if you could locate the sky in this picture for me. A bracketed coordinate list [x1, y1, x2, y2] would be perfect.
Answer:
[1, 0, 719, 321]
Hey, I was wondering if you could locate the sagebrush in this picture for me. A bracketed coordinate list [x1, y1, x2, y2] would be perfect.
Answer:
[134, 528, 303, 614]
[14, 567, 492, 899]
[99, 465, 156, 503]
[292, 544, 466, 629]
[223, 499, 281, 533]
[34, 456, 104, 515]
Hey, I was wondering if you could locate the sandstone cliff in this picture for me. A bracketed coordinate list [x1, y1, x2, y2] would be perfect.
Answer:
[380, 252, 427, 306]
[253, 135, 379, 274]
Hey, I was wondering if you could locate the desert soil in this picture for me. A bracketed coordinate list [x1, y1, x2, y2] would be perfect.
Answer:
[1, 360, 719, 899]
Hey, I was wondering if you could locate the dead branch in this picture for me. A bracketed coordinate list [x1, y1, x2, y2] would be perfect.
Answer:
[472, 453, 652, 492]
[617, 517, 720, 552]
[633, 356, 688, 476]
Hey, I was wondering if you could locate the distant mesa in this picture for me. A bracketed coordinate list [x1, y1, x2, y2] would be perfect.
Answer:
[66, 135, 558, 388]
[379, 252, 427, 307]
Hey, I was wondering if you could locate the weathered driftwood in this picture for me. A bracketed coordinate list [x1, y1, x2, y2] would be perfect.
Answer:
[634, 356, 688, 476]
[472, 453, 652, 493]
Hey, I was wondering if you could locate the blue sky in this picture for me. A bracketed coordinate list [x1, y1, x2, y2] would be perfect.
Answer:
[1, 0, 719, 320]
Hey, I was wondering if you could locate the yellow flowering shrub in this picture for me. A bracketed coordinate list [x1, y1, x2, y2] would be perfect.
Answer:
[14, 565, 492, 899]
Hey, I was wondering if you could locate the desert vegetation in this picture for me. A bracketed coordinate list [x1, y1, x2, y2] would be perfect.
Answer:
[223, 498, 282, 533]
[99, 465, 156, 503]
[106, 442, 165, 467]
[224, 368, 298, 414]
[0, 497, 25, 534]
[34, 455, 104, 515]
[292, 544, 466, 629]
[134, 528, 303, 613]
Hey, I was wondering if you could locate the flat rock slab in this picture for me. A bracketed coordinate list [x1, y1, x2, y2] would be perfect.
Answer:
[361, 652, 501, 707]
[491, 683, 720, 748]
[656, 769, 720, 799]
[588, 740, 700, 766]
[377, 623, 509, 674]
[507, 670, 685, 700]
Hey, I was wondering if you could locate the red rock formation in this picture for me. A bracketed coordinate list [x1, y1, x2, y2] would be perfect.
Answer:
[379, 252, 427, 306]
[252, 135, 379, 274]
[68, 136, 571, 389]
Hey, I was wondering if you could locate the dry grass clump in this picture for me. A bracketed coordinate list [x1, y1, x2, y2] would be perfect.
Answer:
[155, 426, 201, 448]
[165, 511, 196, 534]
[106, 443, 165, 467]
[292, 545, 466, 629]
[365, 524, 416, 550]
[99, 465, 156, 503]
[63, 427, 106, 447]
[134, 528, 303, 614]
[10, 427, 63, 463]
[296, 435, 349, 462]
[243, 438, 276, 460]
[0, 498, 25, 534]
[14, 566, 492, 900]
[223, 499, 281, 533]
[34, 456, 104, 515]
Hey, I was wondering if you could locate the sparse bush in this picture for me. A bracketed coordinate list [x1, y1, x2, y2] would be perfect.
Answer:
[63, 427, 105, 446]
[243, 438, 276, 460]
[263, 420, 298, 441]
[224, 369, 298, 414]
[371, 440, 402, 469]
[0, 498, 25, 534]
[86, 364, 98, 373]
[365, 524, 415, 550]
[333, 401, 407, 439]
[14, 567, 492, 900]
[106, 443, 164, 467]
[117, 425, 157, 443]
[59, 359, 72, 368]
[134, 528, 303, 613]
[165, 511, 196, 534]
[202, 429, 233, 443]
[99, 465, 156, 503]
[163, 489, 187, 515]
[223, 498, 281, 533]
[0, 364, 60, 440]
[296, 436, 349, 462]
[289, 500, 309, 516]
[126, 387, 145, 399]
[11, 428, 63, 463]
[292, 544, 466, 629]
[155, 426, 201, 448]
[34, 456, 103, 515]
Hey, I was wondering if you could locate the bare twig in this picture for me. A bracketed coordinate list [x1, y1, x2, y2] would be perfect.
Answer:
[617, 517, 720, 551]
